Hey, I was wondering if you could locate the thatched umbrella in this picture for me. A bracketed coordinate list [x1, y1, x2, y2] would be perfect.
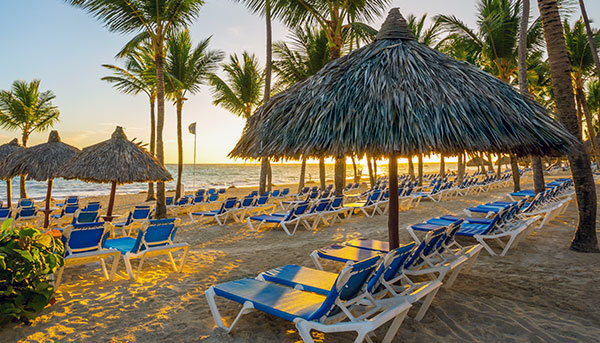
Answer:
[0, 139, 24, 207]
[230, 8, 576, 249]
[1, 131, 80, 227]
[57, 126, 172, 221]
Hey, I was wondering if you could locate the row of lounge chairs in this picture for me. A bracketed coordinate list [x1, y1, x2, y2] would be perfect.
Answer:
[205, 177, 573, 342]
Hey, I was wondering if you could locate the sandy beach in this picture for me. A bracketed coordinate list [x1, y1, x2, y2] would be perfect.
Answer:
[2, 173, 599, 343]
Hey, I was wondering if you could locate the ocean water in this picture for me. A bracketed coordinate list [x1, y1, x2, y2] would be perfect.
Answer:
[0, 162, 470, 202]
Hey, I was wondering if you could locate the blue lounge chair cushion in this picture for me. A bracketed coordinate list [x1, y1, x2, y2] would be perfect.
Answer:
[192, 210, 220, 217]
[510, 190, 535, 197]
[249, 214, 287, 223]
[104, 237, 136, 254]
[212, 278, 326, 322]
[440, 215, 493, 224]
[315, 244, 380, 263]
[343, 239, 389, 253]
[457, 223, 492, 237]
[261, 265, 337, 296]
[410, 223, 443, 232]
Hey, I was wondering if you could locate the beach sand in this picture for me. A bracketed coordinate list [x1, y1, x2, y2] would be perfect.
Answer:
[2, 173, 600, 342]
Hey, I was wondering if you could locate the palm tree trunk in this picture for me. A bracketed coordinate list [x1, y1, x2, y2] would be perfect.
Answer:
[417, 154, 423, 186]
[351, 155, 358, 182]
[439, 154, 445, 178]
[510, 155, 521, 192]
[579, 0, 600, 80]
[259, 0, 273, 196]
[175, 99, 184, 200]
[259, 158, 269, 195]
[267, 161, 272, 192]
[6, 180, 11, 208]
[519, 0, 537, 192]
[334, 157, 345, 196]
[319, 158, 326, 190]
[577, 89, 600, 163]
[457, 153, 465, 184]
[388, 153, 399, 249]
[146, 95, 156, 201]
[496, 154, 502, 177]
[538, 0, 598, 252]
[20, 132, 28, 199]
[408, 156, 415, 181]
[373, 158, 377, 179]
[366, 154, 375, 188]
[154, 33, 167, 219]
[298, 157, 307, 193]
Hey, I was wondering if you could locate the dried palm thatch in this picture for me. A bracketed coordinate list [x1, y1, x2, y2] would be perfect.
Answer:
[230, 8, 576, 161]
[1, 131, 79, 181]
[0, 138, 24, 162]
[0, 139, 24, 207]
[0, 131, 80, 227]
[58, 126, 172, 184]
[57, 126, 172, 220]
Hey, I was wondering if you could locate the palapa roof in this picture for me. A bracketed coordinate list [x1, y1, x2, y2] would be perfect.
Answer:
[230, 8, 576, 160]
[1, 131, 80, 181]
[0, 139, 24, 161]
[57, 126, 172, 184]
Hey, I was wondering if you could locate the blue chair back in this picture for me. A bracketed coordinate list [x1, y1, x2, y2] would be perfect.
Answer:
[271, 189, 281, 197]
[130, 218, 181, 254]
[306, 255, 381, 321]
[166, 197, 174, 206]
[280, 188, 289, 196]
[219, 197, 238, 213]
[366, 243, 416, 293]
[0, 208, 11, 219]
[65, 196, 79, 206]
[16, 207, 37, 219]
[205, 193, 219, 202]
[254, 195, 268, 206]
[72, 210, 100, 224]
[62, 222, 109, 256]
[329, 197, 343, 210]
[84, 201, 101, 212]
[219, 188, 226, 194]
[18, 198, 34, 208]
[195, 189, 206, 197]
[240, 196, 254, 208]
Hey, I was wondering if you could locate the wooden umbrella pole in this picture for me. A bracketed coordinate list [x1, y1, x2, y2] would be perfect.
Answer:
[6, 179, 11, 208]
[106, 181, 117, 220]
[43, 179, 53, 228]
[388, 154, 399, 249]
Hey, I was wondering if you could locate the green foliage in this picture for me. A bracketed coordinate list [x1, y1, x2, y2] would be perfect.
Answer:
[0, 80, 60, 143]
[0, 223, 64, 324]
[210, 52, 265, 119]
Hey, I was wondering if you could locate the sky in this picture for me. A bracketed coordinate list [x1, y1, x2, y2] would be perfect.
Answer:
[0, 0, 598, 164]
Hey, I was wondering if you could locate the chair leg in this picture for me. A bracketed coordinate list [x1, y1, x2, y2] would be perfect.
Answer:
[414, 286, 440, 321]
[108, 254, 119, 281]
[310, 251, 324, 270]
[99, 258, 109, 280]
[168, 252, 177, 271]
[382, 308, 410, 343]
[55, 267, 65, 289]
[178, 246, 190, 272]
[123, 254, 135, 280]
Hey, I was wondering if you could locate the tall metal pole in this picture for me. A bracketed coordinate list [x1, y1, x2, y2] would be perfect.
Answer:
[193, 131, 196, 188]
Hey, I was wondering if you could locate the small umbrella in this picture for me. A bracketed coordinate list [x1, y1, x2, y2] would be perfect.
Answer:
[2, 131, 79, 227]
[230, 8, 577, 249]
[57, 126, 172, 221]
[0, 139, 24, 207]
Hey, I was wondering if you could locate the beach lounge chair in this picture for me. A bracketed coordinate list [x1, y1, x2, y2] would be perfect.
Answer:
[227, 195, 256, 222]
[57, 195, 79, 208]
[83, 201, 102, 212]
[71, 209, 101, 225]
[12, 206, 38, 228]
[112, 205, 155, 236]
[0, 207, 12, 223]
[259, 243, 442, 322]
[50, 204, 79, 227]
[343, 189, 382, 217]
[190, 197, 238, 225]
[103, 218, 189, 280]
[246, 202, 311, 236]
[17, 198, 34, 208]
[168, 196, 192, 216]
[311, 196, 347, 228]
[206, 255, 415, 343]
[55, 222, 120, 288]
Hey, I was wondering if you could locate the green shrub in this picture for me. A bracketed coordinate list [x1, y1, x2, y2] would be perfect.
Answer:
[0, 221, 64, 324]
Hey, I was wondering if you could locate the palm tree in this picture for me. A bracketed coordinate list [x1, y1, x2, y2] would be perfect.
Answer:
[65, 0, 206, 218]
[102, 43, 158, 201]
[210, 51, 264, 119]
[272, 0, 389, 195]
[578, 0, 600, 79]
[564, 18, 600, 162]
[537, 0, 598, 252]
[438, 0, 545, 191]
[273, 26, 332, 190]
[0, 80, 60, 198]
[165, 30, 223, 200]
[588, 80, 600, 117]
[231, 0, 276, 195]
